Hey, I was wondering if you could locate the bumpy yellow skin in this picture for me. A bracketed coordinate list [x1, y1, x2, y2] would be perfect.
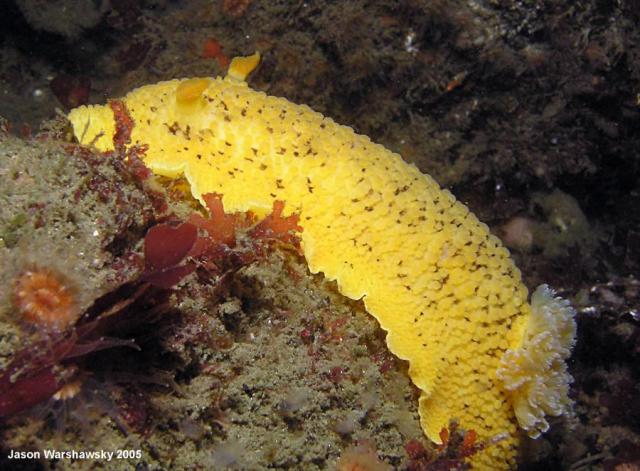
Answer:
[68, 59, 568, 469]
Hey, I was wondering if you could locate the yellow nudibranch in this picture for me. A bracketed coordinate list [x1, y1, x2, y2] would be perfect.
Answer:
[68, 53, 576, 469]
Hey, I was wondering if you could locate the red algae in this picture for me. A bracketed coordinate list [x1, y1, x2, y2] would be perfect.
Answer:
[0, 366, 64, 417]
[110, 100, 134, 150]
[0, 277, 169, 419]
[249, 200, 303, 248]
[143, 222, 198, 289]
[188, 193, 253, 246]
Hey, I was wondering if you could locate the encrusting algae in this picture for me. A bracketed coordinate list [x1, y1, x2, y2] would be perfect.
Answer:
[68, 53, 577, 469]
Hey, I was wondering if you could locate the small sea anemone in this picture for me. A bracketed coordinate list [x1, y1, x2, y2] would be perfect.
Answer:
[13, 268, 79, 330]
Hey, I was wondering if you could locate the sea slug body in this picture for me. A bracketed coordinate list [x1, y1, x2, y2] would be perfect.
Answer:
[68, 53, 576, 469]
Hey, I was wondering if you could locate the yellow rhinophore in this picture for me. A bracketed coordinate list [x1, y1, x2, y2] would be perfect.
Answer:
[68, 54, 576, 469]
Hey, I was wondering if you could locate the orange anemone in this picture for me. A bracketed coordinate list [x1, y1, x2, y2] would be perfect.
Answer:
[14, 269, 78, 330]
